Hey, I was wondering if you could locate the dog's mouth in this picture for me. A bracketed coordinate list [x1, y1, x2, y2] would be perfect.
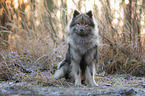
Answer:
[76, 31, 88, 36]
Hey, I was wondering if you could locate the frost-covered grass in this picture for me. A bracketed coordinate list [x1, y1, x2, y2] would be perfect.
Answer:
[0, 0, 145, 83]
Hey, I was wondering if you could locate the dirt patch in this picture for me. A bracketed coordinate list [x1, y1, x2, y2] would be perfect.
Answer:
[0, 75, 145, 96]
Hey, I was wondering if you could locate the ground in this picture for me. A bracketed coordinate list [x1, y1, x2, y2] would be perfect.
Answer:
[0, 74, 145, 96]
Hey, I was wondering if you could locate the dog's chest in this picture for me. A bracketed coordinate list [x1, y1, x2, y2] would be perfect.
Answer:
[68, 35, 98, 55]
[72, 41, 95, 55]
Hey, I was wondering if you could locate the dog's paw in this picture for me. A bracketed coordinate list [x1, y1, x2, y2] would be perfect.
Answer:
[90, 83, 99, 87]
[75, 84, 85, 87]
[75, 82, 85, 87]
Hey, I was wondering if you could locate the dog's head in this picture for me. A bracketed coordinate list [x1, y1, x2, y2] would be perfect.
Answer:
[69, 10, 95, 36]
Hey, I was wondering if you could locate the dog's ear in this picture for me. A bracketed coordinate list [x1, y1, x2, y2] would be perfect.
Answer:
[73, 10, 80, 18]
[86, 10, 92, 18]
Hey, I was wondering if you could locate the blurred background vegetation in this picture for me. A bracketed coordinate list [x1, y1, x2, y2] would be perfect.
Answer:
[0, 0, 145, 82]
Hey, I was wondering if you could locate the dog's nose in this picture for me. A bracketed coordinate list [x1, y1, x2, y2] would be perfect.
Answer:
[80, 28, 84, 31]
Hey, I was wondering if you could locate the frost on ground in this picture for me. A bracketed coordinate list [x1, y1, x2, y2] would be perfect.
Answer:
[0, 75, 145, 96]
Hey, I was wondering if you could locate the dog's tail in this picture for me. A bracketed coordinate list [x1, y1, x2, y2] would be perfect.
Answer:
[54, 60, 71, 79]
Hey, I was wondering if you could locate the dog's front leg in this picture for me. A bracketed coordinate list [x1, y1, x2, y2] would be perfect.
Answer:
[86, 64, 98, 87]
[72, 60, 83, 87]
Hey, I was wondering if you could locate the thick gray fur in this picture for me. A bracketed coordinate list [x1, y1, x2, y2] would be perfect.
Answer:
[54, 10, 99, 87]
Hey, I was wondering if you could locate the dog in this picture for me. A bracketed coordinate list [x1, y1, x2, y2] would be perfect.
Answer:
[54, 10, 99, 87]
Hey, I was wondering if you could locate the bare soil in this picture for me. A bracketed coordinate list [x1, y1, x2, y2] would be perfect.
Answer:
[0, 75, 145, 96]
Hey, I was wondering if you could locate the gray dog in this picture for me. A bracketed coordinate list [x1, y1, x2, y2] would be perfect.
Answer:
[54, 10, 99, 87]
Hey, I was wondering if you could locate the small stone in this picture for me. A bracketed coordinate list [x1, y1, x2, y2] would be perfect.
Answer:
[104, 83, 112, 86]
[125, 89, 136, 95]
[120, 88, 137, 95]
[142, 84, 145, 88]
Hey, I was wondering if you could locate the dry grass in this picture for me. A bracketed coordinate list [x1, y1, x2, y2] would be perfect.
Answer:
[95, 1, 145, 76]
[0, 0, 144, 84]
